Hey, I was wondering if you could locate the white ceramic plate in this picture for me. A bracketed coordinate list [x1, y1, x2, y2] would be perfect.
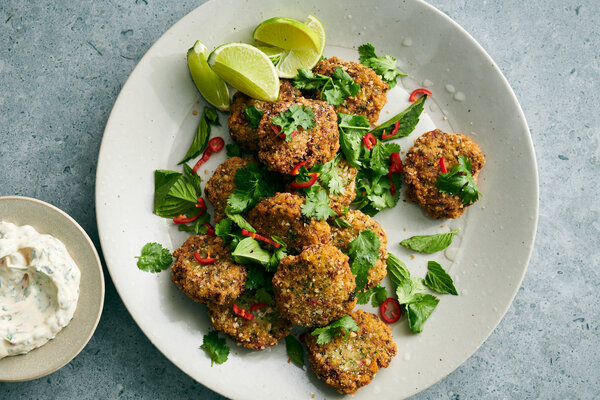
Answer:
[0, 196, 105, 382]
[96, 0, 538, 398]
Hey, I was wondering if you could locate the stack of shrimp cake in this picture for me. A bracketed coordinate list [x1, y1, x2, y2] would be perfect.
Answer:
[171, 58, 409, 393]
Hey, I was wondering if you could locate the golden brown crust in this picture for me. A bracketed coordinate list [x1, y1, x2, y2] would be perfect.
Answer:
[305, 310, 397, 394]
[228, 80, 301, 152]
[272, 244, 356, 327]
[312, 56, 388, 125]
[402, 129, 485, 219]
[246, 192, 331, 254]
[257, 97, 339, 175]
[171, 235, 246, 305]
[204, 157, 251, 223]
[330, 210, 388, 289]
[207, 292, 292, 350]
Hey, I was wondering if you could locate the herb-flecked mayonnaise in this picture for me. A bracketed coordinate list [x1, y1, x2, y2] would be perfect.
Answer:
[0, 221, 80, 358]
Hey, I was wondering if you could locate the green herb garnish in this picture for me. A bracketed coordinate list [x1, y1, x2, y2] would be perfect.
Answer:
[332, 217, 352, 229]
[179, 106, 219, 164]
[243, 105, 263, 129]
[153, 169, 201, 218]
[356, 284, 388, 307]
[225, 143, 242, 158]
[424, 261, 458, 295]
[369, 95, 426, 140]
[358, 43, 406, 88]
[436, 155, 482, 204]
[135, 242, 172, 273]
[271, 103, 315, 141]
[285, 335, 305, 366]
[226, 162, 275, 214]
[231, 237, 271, 266]
[400, 229, 459, 254]
[301, 184, 336, 221]
[293, 67, 360, 106]
[200, 331, 229, 366]
[310, 315, 359, 345]
[348, 229, 381, 291]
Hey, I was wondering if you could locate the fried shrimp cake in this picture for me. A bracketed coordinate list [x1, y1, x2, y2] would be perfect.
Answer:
[257, 97, 339, 175]
[171, 235, 246, 305]
[204, 156, 251, 223]
[207, 292, 292, 350]
[312, 56, 388, 125]
[330, 210, 388, 289]
[228, 80, 301, 152]
[402, 129, 485, 219]
[246, 192, 331, 254]
[305, 309, 397, 394]
[272, 244, 356, 327]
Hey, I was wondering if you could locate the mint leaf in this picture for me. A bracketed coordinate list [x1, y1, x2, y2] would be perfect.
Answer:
[226, 212, 256, 233]
[406, 294, 439, 333]
[153, 169, 201, 218]
[272, 103, 315, 141]
[200, 331, 229, 366]
[348, 229, 381, 291]
[226, 143, 242, 158]
[358, 43, 406, 88]
[285, 335, 304, 366]
[370, 95, 426, 140]
[135, 242, 172, 273]
[436, 155, 482, 204]
[310, 315, 359, 345]
[243, 105, 263, 129]
[400, 229, 459, 254]
[179, 106, 219, 164]
[177, 212, 211, 234]
[424, 261, 458, 295]
[231, 237, 271, 266]
[301, 185, 336, 221]
[386, 254, 427, 304]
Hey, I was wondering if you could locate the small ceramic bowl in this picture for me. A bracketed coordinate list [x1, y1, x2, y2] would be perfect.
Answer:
[0, 196, 105, 382]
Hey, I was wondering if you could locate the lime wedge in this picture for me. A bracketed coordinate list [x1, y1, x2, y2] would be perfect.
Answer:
[253, 17, 320, 51]
[187, 41, 230, 111]
[256, 45, 286, 65]
[208, 42, 280, 102]
[275, 15, 326, 78]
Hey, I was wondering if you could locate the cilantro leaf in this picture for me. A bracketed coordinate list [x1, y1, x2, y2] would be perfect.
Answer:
[243, 105, 263, 129]
[231, 237, 271, 266]
[135, 242, 172, 273]
[319, 155, 346, 195]
[244, 264, 267, 290]
[358, 43, 406, 88]
[406, 294, 439, 333]
[353, 170, 401, 216]
[215, 218, 233, 239]
[179, 106, 220, 164]
[226, 162, 275, 214]
[424, 261, 458, 295]
[301, 185, 336, 221]
[226, 143, 242, 158]
[400, 229, 459, 254]
[310, 315, 359, 345]
[332, 217, 352, 228]
[293, 67, 360, 106]
[356, 284, 387, 307]
[200, 331, 229, 366]
[285, 335, 304, 366]
[436, 155, 482, 204]
[348, 230, 381, 291]
[370, 95, 426, 140]
[272, 104, 315, 141]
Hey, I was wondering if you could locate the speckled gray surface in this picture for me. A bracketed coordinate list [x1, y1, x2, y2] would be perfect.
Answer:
[0, 0, 598, 398]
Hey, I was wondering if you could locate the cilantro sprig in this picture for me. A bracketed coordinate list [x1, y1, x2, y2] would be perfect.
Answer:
[356, 283, 387, 307]
[226, 161, 277, 214]
[201, 331, 230, 366]
[436, 155, 482, 204]
[272, 104, 315, 141]
[293, 67, 360, 106]
[310, 315, 359, 345]
[135, 242, 172, 273]
[358, 43, 406, 88]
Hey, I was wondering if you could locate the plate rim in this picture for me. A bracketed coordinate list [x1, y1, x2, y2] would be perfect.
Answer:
[95, 0, 539, 397]
[0, 196, 106, 382]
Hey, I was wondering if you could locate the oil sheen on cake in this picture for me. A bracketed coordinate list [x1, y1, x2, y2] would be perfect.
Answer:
[0, 221, 81, 358]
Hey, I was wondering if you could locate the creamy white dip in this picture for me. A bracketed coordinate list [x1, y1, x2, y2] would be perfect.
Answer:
[0, 221, 80, 358]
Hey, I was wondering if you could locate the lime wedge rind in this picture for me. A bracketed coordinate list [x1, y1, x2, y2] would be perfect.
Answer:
[187, 40, 230, 111]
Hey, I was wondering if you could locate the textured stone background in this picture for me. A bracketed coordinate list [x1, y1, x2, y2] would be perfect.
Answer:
[1, 0, 598, 398]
